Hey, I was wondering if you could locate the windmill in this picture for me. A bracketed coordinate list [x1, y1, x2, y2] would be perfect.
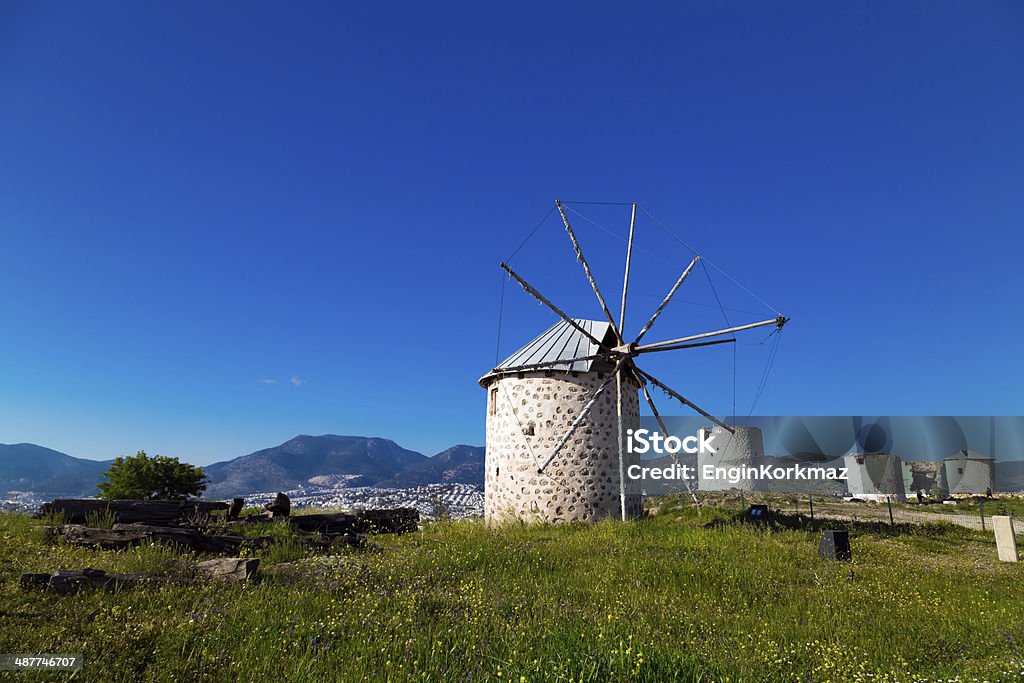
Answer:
[479, 200, 787, 523]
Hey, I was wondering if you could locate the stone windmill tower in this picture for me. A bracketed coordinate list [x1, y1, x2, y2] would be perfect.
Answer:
[480, 201, 787, 524]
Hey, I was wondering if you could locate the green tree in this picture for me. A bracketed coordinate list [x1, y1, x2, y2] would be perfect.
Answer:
[97, 450, 207, 500]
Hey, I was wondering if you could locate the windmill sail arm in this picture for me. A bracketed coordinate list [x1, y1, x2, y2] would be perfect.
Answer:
[634, 368, 735, 434]
[556, 200, 622, 342]
[635, 316, 787, 353]
[618, 203, 637, 332]
[633, 255, 700, 344]
[629, 337, 735, 354]
[500, 262, 605, 348]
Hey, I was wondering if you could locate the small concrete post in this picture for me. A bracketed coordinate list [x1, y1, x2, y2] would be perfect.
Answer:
[992, 516, 1019, 563]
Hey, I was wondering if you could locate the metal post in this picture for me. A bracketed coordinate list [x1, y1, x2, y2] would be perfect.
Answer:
[980, 500, 985, 531]
[616, 371, 627, 522]
[809, 493, 814, 521]
[887, 496, 894, 527]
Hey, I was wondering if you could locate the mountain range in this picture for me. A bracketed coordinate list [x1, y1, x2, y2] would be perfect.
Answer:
[0, 436, 485, 499]
[0, 443, 113, 497]
[4, 436, 1024, 499]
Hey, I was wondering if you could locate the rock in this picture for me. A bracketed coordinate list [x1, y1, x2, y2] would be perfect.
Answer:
[194, 557, 260, 581]
[264, 492, 291, 518]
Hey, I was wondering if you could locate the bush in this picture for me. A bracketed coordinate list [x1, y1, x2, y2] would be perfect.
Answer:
[98, 450, 206, 500]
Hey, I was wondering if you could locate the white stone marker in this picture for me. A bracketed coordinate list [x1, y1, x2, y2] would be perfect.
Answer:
[992, 516, 1019, 563]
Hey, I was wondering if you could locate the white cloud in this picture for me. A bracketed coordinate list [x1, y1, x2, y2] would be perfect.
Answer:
[258, 378, 278, 384]
[290, 376, 307, 387]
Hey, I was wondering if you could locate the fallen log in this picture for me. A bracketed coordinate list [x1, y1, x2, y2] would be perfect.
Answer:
[288, 512, 358, 534]
[289, 508, 419, 535]
[37, 499, 229, 525]
[46, 524, 364, 552]
[355, 507, 420, 534]
[20, 568, 167, 595]
[21, 558, 260, 595]
[226, 498, 245, 520]
[48, 524, 247, 553]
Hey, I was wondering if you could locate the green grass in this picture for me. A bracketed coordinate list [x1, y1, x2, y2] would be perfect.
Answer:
[1, 498, 1022, 682]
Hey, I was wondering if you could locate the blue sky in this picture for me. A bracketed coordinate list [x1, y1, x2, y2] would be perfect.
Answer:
[1, 2, 1022, 465]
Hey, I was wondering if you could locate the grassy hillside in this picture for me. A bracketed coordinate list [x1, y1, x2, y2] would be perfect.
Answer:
[1, 499, 1022, 682]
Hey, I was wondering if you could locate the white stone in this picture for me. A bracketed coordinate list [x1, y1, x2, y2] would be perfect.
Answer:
[993, 516, 1019, 563]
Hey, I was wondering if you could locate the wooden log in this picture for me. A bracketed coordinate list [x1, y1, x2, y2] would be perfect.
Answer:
[19, 573, 51, 590]
[288, 508, 419, 535]
[20, 568, 165, 595]
[355, 508, 420, 534]
[50, 524, 247, 553]
[47, 524, 365, 552]
[37, 499, 229, 525]
[227, 498, 245, 520]
[288, 512, 358, 534]
[21, 559, 260, 595]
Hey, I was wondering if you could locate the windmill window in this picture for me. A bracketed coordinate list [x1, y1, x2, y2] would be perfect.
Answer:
[489, 387, 498, 414]
[958, 468, 964, 475]
[523, 421, 535, 436]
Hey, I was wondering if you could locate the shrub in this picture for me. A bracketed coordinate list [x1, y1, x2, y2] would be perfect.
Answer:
[98, 450, 206, 500]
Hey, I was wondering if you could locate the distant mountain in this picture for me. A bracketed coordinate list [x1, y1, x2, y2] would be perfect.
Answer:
[376, 445, 484, 488]
[202, 435, 430, 497]
[0, 443, 110, 497]
[4, 435, 1023, 500]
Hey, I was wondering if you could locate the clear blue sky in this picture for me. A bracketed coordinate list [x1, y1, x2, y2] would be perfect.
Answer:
[1, 2, 1021, 465]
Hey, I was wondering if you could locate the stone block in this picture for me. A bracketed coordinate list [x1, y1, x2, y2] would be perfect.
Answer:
[993, 516, 1019, 563]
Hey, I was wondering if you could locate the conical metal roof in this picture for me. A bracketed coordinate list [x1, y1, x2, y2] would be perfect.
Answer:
[479, 319, 616, 386]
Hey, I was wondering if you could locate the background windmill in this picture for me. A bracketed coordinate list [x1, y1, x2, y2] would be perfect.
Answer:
[480, 200, 787, 523]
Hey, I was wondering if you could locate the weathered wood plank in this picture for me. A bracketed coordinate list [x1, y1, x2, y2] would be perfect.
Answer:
[37, 499, 229, 525]
[20, 559, 261, 595]
[354, 508, 419, 534]
[46, 524, 365, 552]
[289, 508, 419, 535]
[20, 568, 169, 595]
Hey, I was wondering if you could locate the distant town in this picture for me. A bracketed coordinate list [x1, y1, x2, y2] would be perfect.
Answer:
[2, 482, 484, 519]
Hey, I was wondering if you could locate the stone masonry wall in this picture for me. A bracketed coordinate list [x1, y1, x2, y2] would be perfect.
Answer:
[484, 370, 641, 523]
